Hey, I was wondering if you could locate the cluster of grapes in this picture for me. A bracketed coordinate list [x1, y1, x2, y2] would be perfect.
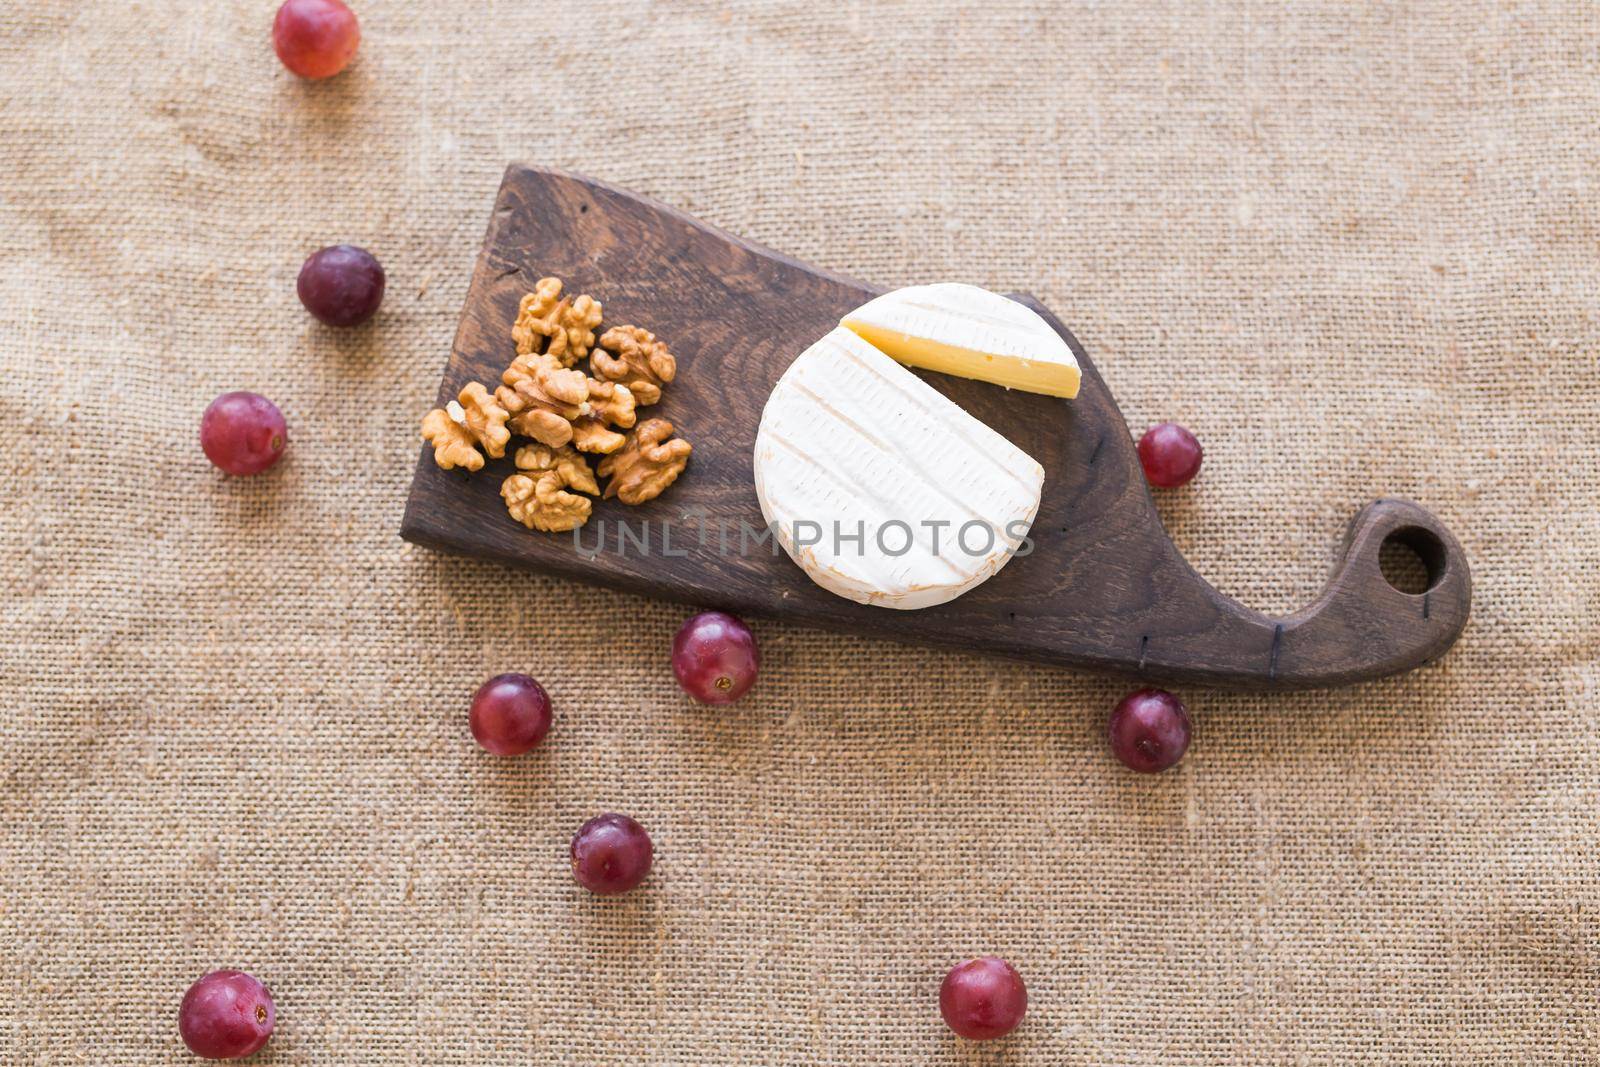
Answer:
[182, 0, 1210, 1057]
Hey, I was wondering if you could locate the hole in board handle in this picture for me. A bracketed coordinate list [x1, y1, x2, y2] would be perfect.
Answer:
[1379, 526, 1447, 595]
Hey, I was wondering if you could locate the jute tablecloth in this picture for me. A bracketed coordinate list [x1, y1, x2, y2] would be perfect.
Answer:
[2, 2, 1596, 1063]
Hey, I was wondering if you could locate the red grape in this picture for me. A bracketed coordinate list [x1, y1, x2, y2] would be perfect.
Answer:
[178, 970, 275, 1060]
[1108, 688, 1192, 773]
[570, 813, 653, 895]
[200, 392, 287, 476]
[296, 245, 386, 327]
[1137, 422, 1203, 488]
[468, 673, 552, 756]
[272, 0, 360, 80]
[671, 611, 759, 705]
[939, 957, 1027, 1041]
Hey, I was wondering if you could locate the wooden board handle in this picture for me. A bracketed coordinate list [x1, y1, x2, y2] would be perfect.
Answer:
[1014, 295, 1472, 688]
[1280, 496, 1471, 679]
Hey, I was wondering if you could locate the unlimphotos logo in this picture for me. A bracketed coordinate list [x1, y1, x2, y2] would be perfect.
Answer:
[570, 510, 1035, 559]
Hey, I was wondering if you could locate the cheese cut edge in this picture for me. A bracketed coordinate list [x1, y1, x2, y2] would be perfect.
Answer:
[840, 282, 1082, 399]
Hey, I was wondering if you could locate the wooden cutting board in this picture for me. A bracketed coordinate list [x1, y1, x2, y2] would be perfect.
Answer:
[401, 165, 1471, 690]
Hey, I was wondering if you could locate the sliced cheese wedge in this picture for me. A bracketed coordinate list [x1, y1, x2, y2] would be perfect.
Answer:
[841, 282, 1081, 398]
[754, 327, 1044, 610]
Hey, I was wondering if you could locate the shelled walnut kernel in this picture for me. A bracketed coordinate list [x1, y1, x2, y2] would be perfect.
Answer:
[501, 445, 599, 532]
[420, 383, 510, 471]
[512, 277, 602, 367]
[597, 419, 692, 505]
[593, 326, 676, 406]
[495, 353, 591, 448]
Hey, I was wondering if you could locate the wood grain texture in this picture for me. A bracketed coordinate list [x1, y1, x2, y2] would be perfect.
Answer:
[402, 165, 1471, 690]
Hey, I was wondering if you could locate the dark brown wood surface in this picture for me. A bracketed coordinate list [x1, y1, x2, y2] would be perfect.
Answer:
[401, 165, 1471, 690]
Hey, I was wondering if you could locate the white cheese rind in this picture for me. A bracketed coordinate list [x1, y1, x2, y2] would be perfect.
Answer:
[753, 327, 1044, 610]
[840, 282, 1081, 398]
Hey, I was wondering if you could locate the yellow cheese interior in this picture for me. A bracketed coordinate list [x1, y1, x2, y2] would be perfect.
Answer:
[843, 321, 1082, 399]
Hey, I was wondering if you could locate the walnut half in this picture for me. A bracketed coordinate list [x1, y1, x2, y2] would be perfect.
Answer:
[501, 444, 599, 532]
[495, 353, 591, 449]
[420, 382, 511, 471]
[597, 418, 692, 505]
[512, 277, 602, 368]
[593, 326, 676, 406]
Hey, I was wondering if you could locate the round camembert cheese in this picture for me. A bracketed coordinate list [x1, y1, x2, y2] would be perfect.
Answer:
[753, 326, 1044, 610]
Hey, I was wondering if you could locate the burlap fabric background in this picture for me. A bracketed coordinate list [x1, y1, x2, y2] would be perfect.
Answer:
[2, 2, 1596, 1063]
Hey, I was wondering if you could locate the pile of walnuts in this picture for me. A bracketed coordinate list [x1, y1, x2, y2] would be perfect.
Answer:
[420, 277, 692, 533]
